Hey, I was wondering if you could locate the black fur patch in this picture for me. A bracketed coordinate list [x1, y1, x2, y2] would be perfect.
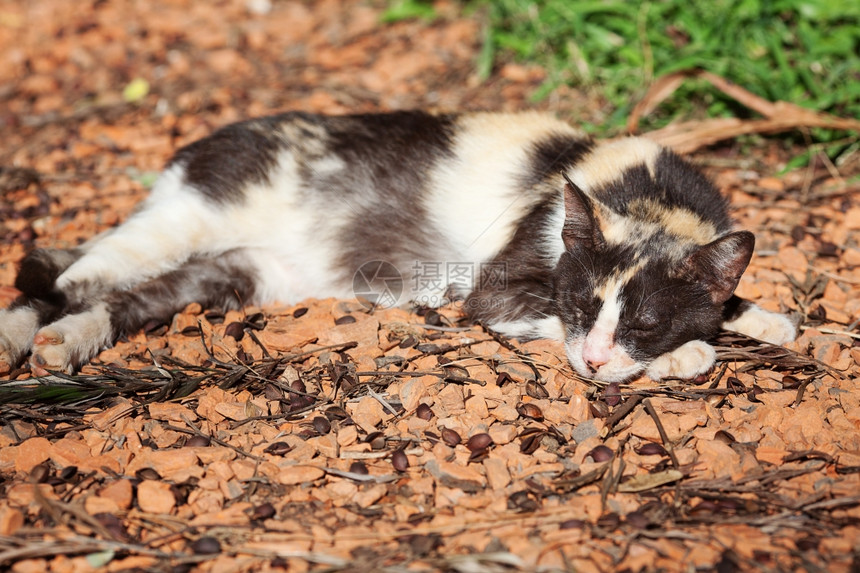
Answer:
[522, 134, 594, 190]
[316, 112, 458, 280]
[14, 248, 81, 301]
[171, 114, 293, 204]
[593, 149, 732, 233]
[615, 259, 722, 361]
[106, 250, 258, 337]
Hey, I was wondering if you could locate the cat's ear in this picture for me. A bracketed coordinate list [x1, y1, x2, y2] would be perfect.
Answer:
[682, 231, 755, 304]
[561, 173, 605, 251]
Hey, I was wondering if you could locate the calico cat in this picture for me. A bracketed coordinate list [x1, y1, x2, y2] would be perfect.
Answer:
[0, 111, 796, 382]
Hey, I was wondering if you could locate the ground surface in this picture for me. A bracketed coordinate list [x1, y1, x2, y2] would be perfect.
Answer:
[1, 1, 859, 572]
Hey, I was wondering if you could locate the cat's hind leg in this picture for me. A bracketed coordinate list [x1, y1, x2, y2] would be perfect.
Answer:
[721, 296, 797, 344]
[29, 249, 260, 374]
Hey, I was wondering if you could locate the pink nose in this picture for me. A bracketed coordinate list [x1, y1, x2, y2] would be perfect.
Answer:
[583, 331, 613, 372]
[585, 355, 608, 372]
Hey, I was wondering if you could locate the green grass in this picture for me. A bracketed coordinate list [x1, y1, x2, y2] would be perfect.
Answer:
[473, 0, 860, 139]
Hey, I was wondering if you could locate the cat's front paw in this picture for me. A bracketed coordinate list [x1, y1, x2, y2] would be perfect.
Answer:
[29, 305, 113, 376]
[646, 340, 716, 381]
[30, 327, 77, 375]
[0, 308, 40, 374]
[723, 305, 796, 345]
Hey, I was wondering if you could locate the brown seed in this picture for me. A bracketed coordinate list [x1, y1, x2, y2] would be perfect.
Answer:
[180, 325, 201, 337]
[416, 403, 433, 420]
[405, 533, 441, 556]
[399, 335, 417, 348]
[290, 379, 307, 394]
[366, 431, 386, 450]
[586, 445, 613, 463]
[185, 435, 211, 448]
[817, 240, 839, 257]
[335, 314, 357, 325]
[244, 312, 266, 329]
[809, 305, 827, 321]
[516, 402, 544, 421]
[349, 461, 369, 475]
[391, 449, 409, 472]
[250, 502, 276, 521]
[603, 382, 622, 406]
[224, 321, 245, 341]
[714, 430, 736, 444]
[495, 372, 515, 386]
[263, 383, 283, 401]
[525, 380, 549, 399]
[790, 225, 806, 242]
[292, 307, 308, 318]
[440, 428, 461, 447]
[748, 384, 764, 402]
[424, 310, 443, 326]
[519, 432, 542, 455]
[59, 465, 79, 481]
[204, 311, 224, 324]
[625, 510, 650, 529]
[325, 406, 349, 420]
[443, 364, 470, 381]
[589, 402, 609, 418]
[796, 536, 820, 551]
[690, 372, 711, 385]
[312, 416, 331, 435]
[135, 467, 161, 481]
[93, 512, 129, 541]
[706, 392, 726, 408]
[781, 375, 802, 389]
[559, 519, 586, 530]
[468, 448, 489, 463]
[726, 376, 746, 394]
[29, 463, 50, 484]
[189, 536, 221, 555]
[507, 490, 539, 512]
[264, 441, 292, 456]
[465, 432, 493, 451]
[596, 512, 620, 530]
[636, 443, 668, 456]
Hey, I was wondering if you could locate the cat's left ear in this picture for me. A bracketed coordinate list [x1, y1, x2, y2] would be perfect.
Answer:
[561, 173, 606, 251]
[682, 231, 755, 304]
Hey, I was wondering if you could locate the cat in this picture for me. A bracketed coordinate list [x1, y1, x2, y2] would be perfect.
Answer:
[0, 110, 796, 382]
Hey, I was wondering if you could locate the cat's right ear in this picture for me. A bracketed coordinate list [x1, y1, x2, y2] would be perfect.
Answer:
[561, 173, 605, 251]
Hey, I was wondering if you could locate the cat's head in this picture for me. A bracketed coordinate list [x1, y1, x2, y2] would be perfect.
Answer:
[553, 171, 754, 382]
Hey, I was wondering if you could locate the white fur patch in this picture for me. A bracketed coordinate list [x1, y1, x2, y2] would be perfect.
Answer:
[489, 315, 565, 341]
[56, 165, 217, 291]
[566, 137, 661, 194]
[425, 113, 585, 270]
[723, 304, 796, 344]
[646, 340, 716, 381]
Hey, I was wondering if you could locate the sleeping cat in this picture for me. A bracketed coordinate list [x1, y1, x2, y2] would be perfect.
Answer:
[0, 111, 796, 382]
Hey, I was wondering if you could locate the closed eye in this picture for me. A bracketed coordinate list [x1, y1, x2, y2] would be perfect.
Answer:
[626, 313, 662, 333]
